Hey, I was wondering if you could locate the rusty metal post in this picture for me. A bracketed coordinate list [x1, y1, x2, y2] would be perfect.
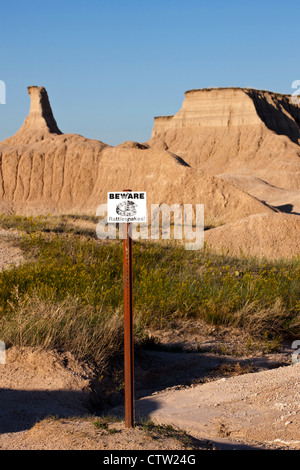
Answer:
[123, 195, 135, 428]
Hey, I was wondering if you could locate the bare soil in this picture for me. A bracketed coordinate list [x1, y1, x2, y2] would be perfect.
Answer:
[0, 229, 23, 271]
[0, 328, 296, 451]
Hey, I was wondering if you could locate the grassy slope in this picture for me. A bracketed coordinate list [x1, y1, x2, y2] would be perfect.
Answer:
[0, 214, 299, 369]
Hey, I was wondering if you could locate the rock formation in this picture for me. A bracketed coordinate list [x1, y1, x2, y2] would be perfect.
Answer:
[0, 85, 299, 258]
[2, 86, 62, 146]
[149, 88, 300, 190]
[205, 212, 300, 259]
[0, 86, 273, 225]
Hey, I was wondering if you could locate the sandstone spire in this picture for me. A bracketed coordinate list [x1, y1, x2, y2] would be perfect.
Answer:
[2, 86, 62, 145]
[25, 86, 62, 135]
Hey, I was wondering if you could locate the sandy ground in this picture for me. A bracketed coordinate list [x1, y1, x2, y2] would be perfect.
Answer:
[0, 347, 215, 451]
[134, 362, 300, 450]
[0, 341, 298, 451]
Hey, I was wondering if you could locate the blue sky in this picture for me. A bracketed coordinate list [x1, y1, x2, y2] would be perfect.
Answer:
[0, 0, 299, 145]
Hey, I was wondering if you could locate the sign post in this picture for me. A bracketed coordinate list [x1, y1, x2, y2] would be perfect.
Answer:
[123, 219, 134, 428]
[107, 190, 147, 428]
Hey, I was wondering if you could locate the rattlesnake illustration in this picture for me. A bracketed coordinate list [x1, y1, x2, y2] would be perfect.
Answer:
[116, 200, 137, 217]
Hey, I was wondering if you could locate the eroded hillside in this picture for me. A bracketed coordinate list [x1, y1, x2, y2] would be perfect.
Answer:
[0, 85, 299, 258]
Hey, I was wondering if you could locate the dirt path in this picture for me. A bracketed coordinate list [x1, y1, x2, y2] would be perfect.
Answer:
[134, 361, 300, 450]
[0, 347, 214, 450]
[0, 345, 298, 450]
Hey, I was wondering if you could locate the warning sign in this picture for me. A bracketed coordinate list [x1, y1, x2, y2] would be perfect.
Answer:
[107, 192, 147, 223]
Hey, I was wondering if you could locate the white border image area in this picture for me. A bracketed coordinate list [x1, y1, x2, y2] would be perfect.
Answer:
[0, 81, 6, 104]
[0, 341, 6, 365]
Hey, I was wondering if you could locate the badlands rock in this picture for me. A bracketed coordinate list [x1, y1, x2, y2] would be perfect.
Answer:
[149, 88, 300, 190]
[0, 86, 273, 225]
[218, 174, 300, 215]
[0, 85, 299, 258]
[205, 212, 300, 259]
[2, 86, 62, 145]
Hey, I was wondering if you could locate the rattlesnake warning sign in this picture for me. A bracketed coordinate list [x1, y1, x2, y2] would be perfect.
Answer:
[107, 192, 147, 223]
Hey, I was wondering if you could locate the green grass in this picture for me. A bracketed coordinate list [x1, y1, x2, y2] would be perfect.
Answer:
[0, 215, 299, 366]
[0, 213, 99, 237]
[137, 417, 204, 448]
[93, 416, 120, 434]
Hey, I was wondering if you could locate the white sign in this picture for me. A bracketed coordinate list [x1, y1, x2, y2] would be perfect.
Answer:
[107, 192, 147, 223]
